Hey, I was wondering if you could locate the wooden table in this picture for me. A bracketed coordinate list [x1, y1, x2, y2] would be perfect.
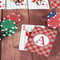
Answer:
[0, 6, 60, 60]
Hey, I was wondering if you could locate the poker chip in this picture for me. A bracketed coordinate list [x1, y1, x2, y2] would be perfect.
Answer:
[0, 30, 6, 40]
[1, 19, 18, 36]
[47, 13, 60, 29]
[47, 12, 57, 19]
[3, 13, 21, 24]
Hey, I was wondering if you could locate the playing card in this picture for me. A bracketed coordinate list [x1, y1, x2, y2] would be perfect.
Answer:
[0, 0, 5, 9]
[25, 26, 57, 57]
[28, 0, 50, 9]
[50, 0, 60, 8]
[19, 24, 45, 51]
[7, 0, 27, 9]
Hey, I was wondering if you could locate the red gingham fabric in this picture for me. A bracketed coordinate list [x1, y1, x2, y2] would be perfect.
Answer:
[50, 0, 60, 8]
[25, 26, 57, 57]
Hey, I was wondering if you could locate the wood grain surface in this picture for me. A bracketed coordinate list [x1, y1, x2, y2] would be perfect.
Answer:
[0, 9, 60, 60]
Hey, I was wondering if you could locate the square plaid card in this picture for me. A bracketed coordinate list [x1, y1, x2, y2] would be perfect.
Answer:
[25, 26, 57, 57]
[50, 0, 60, 8]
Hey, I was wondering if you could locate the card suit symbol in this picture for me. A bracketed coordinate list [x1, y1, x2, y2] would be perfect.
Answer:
[25, 4, 27, 7]
[3, 4, 5, 7]
[42, 3, 45, 5]
[0, 6, 1, 8]
[46, 4, 48, 8]
[3, 4, 4, 5]
[0, 1, 1, 3]
[25, 4, 27, 6]
[21, 3, 23, 5]
[23, 26, 25, 30]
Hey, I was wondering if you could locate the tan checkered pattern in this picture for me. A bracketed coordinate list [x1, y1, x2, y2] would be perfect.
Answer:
[50, 0, 60, 8]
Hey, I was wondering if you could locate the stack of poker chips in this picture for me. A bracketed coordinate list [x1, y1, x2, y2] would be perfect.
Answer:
[0, 30, 6, 40]
[0, 13, 21, 40]
[0, 20, 6, 40]
[47, 12, 60, 29]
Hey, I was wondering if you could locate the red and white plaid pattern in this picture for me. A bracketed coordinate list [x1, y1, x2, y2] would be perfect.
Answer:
[50, 0, 60, 8]
[25, 26, 57, 57]
[47, 13, 60, 29]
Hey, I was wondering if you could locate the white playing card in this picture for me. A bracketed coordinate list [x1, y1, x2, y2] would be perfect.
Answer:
[28, 0, 50, 9]
[19, 24, 45, 51]
[0, 0, 5, 9]
[7, 0, 27, 9]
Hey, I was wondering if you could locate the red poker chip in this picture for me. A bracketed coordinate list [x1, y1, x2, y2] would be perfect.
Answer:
[3, 13, 21, 24]
[47, 13, 60, 29]
[3, 17, 7, 20]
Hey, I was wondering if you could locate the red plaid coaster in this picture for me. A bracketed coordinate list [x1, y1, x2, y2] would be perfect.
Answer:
[50, 0, 60, 8]
[25, 26, 57, 57]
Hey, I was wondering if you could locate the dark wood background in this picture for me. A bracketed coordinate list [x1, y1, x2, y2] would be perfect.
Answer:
[0, 0, 60, 60]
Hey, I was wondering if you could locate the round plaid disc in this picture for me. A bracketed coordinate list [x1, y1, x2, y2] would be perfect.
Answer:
[3, 13, 21, 24]
[47, 13, 60, 29]
[47, 12, 57, 19]
[1, 19, 18, 36]
[0, 30, 6, 40]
